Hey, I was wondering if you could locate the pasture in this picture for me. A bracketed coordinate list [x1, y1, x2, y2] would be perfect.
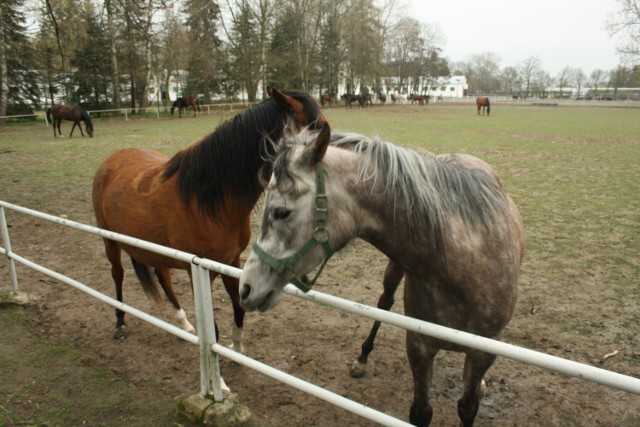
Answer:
[1, 102, 639, 426]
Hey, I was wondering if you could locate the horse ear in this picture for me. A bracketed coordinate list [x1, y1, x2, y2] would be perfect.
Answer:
[303, 122, 331, 165]
[269, 88, 299, 114]
[267, 86, 274, 97]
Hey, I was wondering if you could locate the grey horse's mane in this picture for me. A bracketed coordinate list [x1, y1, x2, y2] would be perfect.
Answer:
[273, 126, 510, 248]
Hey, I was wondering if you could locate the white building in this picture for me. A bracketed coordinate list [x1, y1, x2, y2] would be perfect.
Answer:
[425, 75, 468, 98]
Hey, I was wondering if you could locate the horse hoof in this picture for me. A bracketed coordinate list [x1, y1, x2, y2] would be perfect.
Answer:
[480, 379, 488, 397]
[113, 326, 129, 340]
[349, 360, 367, 378]
[229, 342, 245, 354]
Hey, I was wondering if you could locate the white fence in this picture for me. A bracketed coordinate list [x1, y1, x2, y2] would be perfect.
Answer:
[1, 200, 639, 426]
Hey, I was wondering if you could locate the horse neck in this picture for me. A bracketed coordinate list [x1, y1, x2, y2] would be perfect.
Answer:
[164, 100, 285, 218]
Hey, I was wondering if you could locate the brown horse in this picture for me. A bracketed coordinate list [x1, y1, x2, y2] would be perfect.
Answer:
[92, 87, 327, 345]
[476, 96, 491, 116]
[46, 104, 94, 138]
[171, 96, 200, 117]
[409, 94, 430, 105]
[320, 93, 336, 107]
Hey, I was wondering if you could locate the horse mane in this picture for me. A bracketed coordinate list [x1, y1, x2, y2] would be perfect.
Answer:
[163, 97, 299, 218]
[80, 109, 93, 126]
[267, 130, 503, 252]
[330, 132, 509, 244]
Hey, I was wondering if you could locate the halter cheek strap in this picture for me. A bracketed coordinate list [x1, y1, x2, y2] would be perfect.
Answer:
[252, 162, 333, 292]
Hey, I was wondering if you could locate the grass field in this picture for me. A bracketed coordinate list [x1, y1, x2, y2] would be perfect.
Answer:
[1, 102, 639, 425]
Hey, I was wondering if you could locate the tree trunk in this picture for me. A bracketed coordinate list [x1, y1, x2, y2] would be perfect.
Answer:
[0, 26, 8, 124]
[106, 0, 121, 110]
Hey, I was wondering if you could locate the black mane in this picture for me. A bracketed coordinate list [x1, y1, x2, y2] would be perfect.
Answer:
[163, 92, 321, 218]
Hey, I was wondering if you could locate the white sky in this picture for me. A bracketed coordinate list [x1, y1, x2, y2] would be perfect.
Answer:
[406, 0, 623, 76]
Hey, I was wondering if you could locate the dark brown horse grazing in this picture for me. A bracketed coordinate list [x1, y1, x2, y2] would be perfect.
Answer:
[92, 87, 327, 347]
[476, 96, 491, 116]
[46, 104, 94, 138]
[171, 96, 200, 117]
[409, 94, 430, 105]
[240, 125, 524, 426]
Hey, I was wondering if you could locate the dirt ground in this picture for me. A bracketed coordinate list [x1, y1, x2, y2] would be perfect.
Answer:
[0, 209, 637, 427]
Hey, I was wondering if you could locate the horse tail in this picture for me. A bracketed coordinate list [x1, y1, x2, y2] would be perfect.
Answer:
[486, 97, 491, 114]
[130, 257, 162, 302]
[46, 108, 52, 125]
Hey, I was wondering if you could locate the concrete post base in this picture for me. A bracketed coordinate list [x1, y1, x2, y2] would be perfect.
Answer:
[178, 391, 254, 426]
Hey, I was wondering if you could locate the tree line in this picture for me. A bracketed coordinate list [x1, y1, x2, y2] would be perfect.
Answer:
[0, 0, 450, 117]
[1, 0, 638, 123]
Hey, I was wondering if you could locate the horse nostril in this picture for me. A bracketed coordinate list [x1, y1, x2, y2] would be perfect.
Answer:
[240, 284, 251, 301]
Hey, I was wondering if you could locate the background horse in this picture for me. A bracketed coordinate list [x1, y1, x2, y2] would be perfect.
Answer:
[340, 93, 364, 108]
[376, 91, 387, 104]
[409, 94, 430, 105]
[92, 87, 326, 349]
[171, 96, 200, 117]
[320, 93, 336, 107]
[240, 124, 524, 426]
[46, 104, 94, 138]
[476, 96, 491, 115]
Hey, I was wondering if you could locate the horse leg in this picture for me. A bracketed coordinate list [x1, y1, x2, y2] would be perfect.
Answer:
[56, 120, 62, 137]
[69, 121, 77, 137]
[350, 259, 404, 378]
[192, 105, 196, 117]
[457, 350, 496, 427]
[407, 333, 438, 427]
[221, 257, 245, 353]
[78, 120, 85, 137]
[104, 240, 128, 339]
[155, 267, 195, 333]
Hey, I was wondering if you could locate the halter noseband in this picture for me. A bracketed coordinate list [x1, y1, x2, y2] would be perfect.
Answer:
[251, 162, 333, 292]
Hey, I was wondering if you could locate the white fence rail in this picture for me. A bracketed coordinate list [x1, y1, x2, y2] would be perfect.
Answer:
[1, 200, 639, 426]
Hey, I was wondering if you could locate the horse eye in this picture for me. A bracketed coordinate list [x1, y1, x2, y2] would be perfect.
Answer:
[273, 208, 291, 220]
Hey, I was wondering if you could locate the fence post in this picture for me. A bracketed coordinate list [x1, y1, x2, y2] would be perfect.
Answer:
[191, 262, 224, 402]
[0, 206, 20, 294]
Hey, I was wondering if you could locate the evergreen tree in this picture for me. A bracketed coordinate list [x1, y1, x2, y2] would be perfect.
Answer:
[0, 0, 42, 122]
[71, 6, 112, 107]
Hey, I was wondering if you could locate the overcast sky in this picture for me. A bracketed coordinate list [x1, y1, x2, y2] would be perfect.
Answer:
[406, 0, 622, 76]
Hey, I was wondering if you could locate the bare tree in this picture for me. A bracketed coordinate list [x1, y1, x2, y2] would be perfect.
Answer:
[573, 68, 586, 99]
[501, 66, 522, 96]
[518, 56, 542, 97]
[556, 66, 575, 98]
[466, 52, 501, 93]
[607, 0, 640, 62]
[105, 0, 122, 109]
[589, 68, 607, 97]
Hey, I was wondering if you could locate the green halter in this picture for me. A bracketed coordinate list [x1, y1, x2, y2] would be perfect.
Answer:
[251, 162, 333, 292]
